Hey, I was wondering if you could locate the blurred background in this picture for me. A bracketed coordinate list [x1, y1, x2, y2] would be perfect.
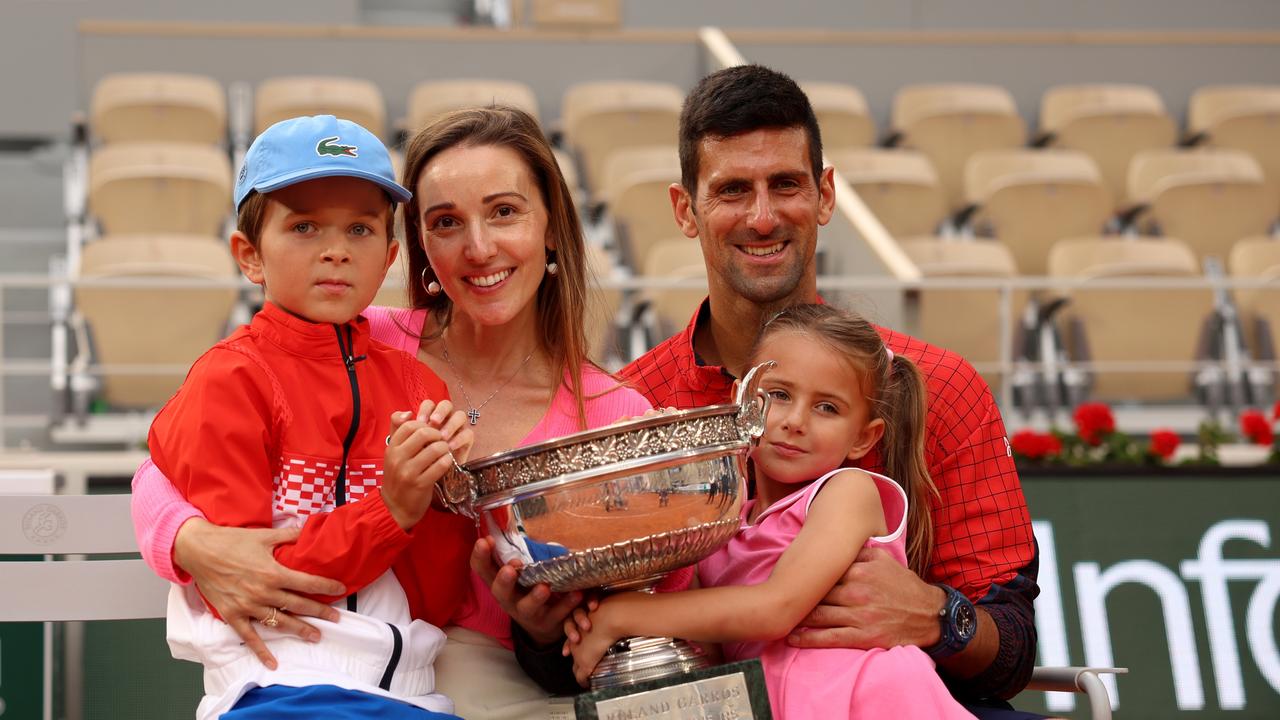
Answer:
[1, 1, 1278, 718]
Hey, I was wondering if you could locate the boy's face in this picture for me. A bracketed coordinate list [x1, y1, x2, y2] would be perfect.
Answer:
[232, 176, 397, 324]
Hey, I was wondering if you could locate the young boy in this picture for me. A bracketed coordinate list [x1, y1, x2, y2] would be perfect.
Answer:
[148, 115, 473, 720]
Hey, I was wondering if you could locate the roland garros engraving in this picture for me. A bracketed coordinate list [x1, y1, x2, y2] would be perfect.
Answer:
[22, 503, 68, 545]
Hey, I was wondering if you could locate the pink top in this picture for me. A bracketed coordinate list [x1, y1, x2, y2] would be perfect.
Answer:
[696, 469, 974, 719]
[131, 305, 652, 643]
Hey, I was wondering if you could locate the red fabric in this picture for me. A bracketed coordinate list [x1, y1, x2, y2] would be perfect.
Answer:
[149, 302, 471, 626]
[620, 300, 1035, 600]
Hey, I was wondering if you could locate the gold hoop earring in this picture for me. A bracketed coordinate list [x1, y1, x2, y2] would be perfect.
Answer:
[421, 266, 442, 296]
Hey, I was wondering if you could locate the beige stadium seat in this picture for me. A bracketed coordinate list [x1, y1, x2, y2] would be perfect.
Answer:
[406, 80, 540, 131]
[1049, 237, 1213, 401]
[88, 142, 232, 236]
[373, 242, 410, 309]
[900, 238, 1020, 388]
[561, 81, 683, 195]
[801, 82, 876, 152]
[529, 0, 621, 30]
[1188, 85, 1280, 191]
[1228, 237, 1280, 361]
[1126, 148, 1278, 262]
[90, 72, 227, 145]
[584, 243, 622, 363]
[602, 145, 681, 269]
[891, 84, 1027, 210]
[1038, 84, 1177, 203]
[640, 239, 707, 337]
[255, 76, 386, 137]
[76, 235, 238, 408]
[829, 149, 947, 238]
[964, 149, 1112, 276]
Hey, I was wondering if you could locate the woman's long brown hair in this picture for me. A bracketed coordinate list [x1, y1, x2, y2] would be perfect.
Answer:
[399, 106, 593, 429]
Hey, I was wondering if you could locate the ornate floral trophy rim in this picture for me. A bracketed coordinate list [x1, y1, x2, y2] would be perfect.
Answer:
[438, 362, 773, 690]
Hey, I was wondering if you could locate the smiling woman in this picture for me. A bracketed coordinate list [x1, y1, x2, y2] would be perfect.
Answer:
[128, 106, 654, 720]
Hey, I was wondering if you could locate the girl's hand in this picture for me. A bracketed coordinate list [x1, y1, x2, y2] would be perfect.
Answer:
[562, 597, 601, 645]
[566, 601, 622, 687]
[383, 411, 455, 530]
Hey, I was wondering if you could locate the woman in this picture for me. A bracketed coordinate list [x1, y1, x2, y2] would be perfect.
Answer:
[131, 106, 650, 719]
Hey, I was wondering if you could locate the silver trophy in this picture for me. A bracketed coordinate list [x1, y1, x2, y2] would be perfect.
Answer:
[438, 362, 773, 690]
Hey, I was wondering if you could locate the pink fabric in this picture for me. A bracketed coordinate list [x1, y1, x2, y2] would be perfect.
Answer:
[697, 469, 974, 720]
[132, 304, 652, 642]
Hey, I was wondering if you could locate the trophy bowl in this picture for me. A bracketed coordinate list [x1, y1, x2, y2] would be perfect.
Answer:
[438, 362, 773, 689]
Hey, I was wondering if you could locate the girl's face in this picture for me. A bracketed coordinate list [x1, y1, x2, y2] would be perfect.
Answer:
[416, 143, 552, 329]
[751, 331, 884, 486]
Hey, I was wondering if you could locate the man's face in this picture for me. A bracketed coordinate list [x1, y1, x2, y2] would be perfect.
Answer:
[671, 127, 835, 307]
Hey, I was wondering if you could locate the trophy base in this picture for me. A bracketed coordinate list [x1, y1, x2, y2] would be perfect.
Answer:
[574, 657, 772, 720]
[590, 636, 710, 690]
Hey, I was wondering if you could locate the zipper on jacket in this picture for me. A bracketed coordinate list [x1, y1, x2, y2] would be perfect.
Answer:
[334, 323, 366, 613]
[377, 622, 404, 691]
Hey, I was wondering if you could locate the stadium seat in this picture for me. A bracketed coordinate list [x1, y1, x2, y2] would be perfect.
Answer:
[964, 149, 1112, 275]
[1038, 84, 1177, 203]
[90, 72, 227, 145]
[1188, 84, 1280, 192]
[828, 148, 948, 238]
[529, 0, 621, 30]
[584, 242, 623, 363]
[890, 83, 1027, 210]
[406, 79, 540, 131]
[900, 237, 1021, 388]
[1049, 236, 1214, 401]
[254, 76, 386, 137]
[88, 142, 233, 236]
[560, 81, 683, 195]
[75, 235, 238, 408]
[800, 82, 876, 152]
[639, 238, 707, 339]
[600, 145, 681, 269]
[372, 242, 410, 309]
[1125, 148, 1278, 262]
[1228, 236, 1280, 362]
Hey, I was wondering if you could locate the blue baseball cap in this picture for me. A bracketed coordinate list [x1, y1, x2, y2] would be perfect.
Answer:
[234, 114, 411, 209]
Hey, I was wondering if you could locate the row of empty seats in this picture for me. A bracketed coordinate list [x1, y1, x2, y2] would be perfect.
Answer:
[902, 235, 1280, 404]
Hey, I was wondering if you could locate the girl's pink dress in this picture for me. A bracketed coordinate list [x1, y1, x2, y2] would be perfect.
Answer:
[696, 468, 976, 720]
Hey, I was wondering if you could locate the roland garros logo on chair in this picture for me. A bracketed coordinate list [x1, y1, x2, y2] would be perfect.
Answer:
[316, 136, 358, 158]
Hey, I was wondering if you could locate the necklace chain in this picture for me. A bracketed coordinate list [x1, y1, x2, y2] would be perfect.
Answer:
[441, 342, 536, 425]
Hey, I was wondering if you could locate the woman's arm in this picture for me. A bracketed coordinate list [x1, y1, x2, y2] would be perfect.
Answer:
[566, 470, 884, 685]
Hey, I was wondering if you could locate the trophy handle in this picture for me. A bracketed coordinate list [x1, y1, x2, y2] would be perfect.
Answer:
[437, 461, 478, 519]
[734, 360, 775, 440]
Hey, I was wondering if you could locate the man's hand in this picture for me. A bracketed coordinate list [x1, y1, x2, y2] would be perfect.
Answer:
[470, 536, 584, 645]
[787, 546, 945, 650]
[173, 517, 346, 669]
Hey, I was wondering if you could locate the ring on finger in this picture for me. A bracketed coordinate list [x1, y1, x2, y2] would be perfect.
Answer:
[262, 607, 280, 628]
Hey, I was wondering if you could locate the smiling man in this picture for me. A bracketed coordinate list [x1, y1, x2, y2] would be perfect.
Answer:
[612, 65, 1042, 717]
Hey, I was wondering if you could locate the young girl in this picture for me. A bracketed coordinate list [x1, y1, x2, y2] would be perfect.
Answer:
[563, 304, 976, 719]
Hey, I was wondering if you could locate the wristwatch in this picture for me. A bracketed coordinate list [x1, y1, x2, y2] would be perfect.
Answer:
[924, 583, 977, 660]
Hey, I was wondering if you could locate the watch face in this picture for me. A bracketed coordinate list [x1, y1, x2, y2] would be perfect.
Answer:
[955, 600, 977, 640]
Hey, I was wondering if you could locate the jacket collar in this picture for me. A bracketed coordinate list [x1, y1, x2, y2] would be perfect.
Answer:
[252, 301, 371, 361]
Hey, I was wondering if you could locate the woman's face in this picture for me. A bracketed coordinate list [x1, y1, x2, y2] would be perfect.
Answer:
[416, 143, 552, 329]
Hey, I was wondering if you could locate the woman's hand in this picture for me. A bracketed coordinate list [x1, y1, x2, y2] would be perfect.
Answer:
[470, 536, 584, 645]
[172, 517, 346, 669]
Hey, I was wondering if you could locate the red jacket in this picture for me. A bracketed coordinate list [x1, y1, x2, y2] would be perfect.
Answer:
[149, 302, 474, 627]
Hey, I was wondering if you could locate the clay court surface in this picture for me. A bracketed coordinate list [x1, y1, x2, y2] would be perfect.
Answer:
[520, 492, 738, 549]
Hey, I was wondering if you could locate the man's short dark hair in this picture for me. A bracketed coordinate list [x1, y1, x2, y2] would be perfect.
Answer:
[678, 64, 823, 195]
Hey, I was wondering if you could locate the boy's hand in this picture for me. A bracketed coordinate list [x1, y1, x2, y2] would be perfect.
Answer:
[383, 411, 455, 530]
[415, 399, 475, 463]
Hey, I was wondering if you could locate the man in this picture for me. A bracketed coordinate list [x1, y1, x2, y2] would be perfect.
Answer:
[484, 65, 1040, 715]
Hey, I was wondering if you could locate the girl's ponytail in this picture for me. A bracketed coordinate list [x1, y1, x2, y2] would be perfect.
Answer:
[877, 353, 937, 577]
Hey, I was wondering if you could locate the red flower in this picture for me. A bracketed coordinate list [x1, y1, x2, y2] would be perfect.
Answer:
[1011, 429, 1062, 461]
[1240, 410, 1275, 446]
[1073, 402, 1116, 446]
[1272, 400, 1280, 422]
[1148, 429, 1180, 461]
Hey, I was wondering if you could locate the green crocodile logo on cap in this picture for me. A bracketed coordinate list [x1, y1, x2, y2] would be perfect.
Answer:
[316, 136, 358, 158]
